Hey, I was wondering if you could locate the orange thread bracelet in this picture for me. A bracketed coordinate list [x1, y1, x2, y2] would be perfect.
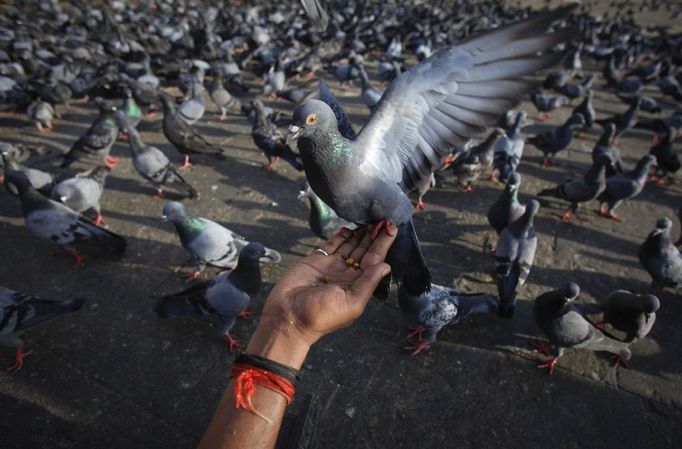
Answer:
[230, 362, 296, 423]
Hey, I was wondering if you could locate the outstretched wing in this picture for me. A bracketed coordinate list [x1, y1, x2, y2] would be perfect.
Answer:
[355, 6, 576, 192]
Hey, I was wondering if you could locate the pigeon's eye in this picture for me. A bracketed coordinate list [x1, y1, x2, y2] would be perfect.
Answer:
[306, 114, 317, 125]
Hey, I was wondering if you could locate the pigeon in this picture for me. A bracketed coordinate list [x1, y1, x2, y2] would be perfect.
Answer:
[301, 0, 329, 30]
[487, 171, 526, 236]
[4, 171, 126, 266]
[155, 243, 272, 352]
[592, 122, 623, 176]
[287, 6, 575, 297]
[639, 217, 682, 295]
[493, 110, 526, 182]
[543, 70, 571, 90]
[617, 94, 661, 114]
[0, 287, 86, 371]
[559, 74, 594, 100]
[26, 98, 55, 132]
[162, 202, 281, 280]
[414, 173, 436, 210]
[530, 89, 568, 121]
[119, 73, 159, 114]
[178, 81, 206, 125]
[263, 61, 285, 97]
[601, 290, 659, 342]
[528, 113, 585, 166]
[649, 126, 680, 182]
[596, 98, 641, 143]
[159, 93, 226, 168]
[399, 284, 498, 355]
[122, 124, 198, 198]
[51, 165, 111, 225]
[120, 88, 142, 130]
[495, 199, 539, 318]
[538, 154, 613, 222]
[358, 66, 383, 112]
[60, 101, 120, 169]
[209, 74, 241, 120]
[571, 89, 595, 129]
[297, 182, 355, 240]
[250, 99, 303, 170]
[534, 282, 632, 374]
[1, 148, 55, 196]
[596, 155, 655, 221]
[450, 127, 505, 191]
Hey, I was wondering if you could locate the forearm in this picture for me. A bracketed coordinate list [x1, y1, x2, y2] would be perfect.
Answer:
[197, 319, 311, 449]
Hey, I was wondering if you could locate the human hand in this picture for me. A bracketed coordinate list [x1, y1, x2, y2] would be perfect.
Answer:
[245, 225, 396, 368]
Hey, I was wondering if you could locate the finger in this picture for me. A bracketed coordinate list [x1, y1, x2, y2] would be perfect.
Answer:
[320, 227, 355, 255]
[360, 223, 398, 268]
[348, 228, 375, 263]
[335, 227, 367, 259]
[347, 263, 392, 314]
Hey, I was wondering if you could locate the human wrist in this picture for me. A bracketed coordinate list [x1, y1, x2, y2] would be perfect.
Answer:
[245, 315, 312, 370]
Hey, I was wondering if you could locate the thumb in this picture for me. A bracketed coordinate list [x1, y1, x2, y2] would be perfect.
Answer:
[348, 263, 391, 311]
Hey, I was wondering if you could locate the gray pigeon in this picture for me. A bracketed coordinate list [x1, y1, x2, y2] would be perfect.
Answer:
[450, 127, 505, 190]
[287, 6, 575, 297]
[601, 290, 659, 342]
[0, 287, 86, 371]
[597, 155, 655, 221]
[162, 202, 281, 280]
[60, 101, 120, 169]
[528, 113, 585, 166]
[123, 124, 198, 198]
[178, 81, 206, 125]
[399, 284, 498, 355]
[358, 65, 383, 112]
[4, 171, 126, 267]
[159, 93, 226, 168]
[300, 0, 329, 30]
[51, 165, 111, 225]
[493, 111, 526, 182]
[487, 171, 526, 236]
[298, 182, 356, 239]
[534, 282, 632, 374]
[592, 122, 623, 176]
[1, 147, 55, 196]
[495, 199, 539, 318]
[639, 218, 682, 295]
[209, 74, 241, 120]
[530, 90, 568, 121]
[155, 243, 273, 352]
[26, 98, 55, 132]
[538, 154, 613, 222]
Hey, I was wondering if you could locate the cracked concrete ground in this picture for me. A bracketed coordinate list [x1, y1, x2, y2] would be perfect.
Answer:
[1, 2, 682, 449]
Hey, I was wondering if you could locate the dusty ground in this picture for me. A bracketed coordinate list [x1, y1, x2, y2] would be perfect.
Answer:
[1, 4, 682, 449]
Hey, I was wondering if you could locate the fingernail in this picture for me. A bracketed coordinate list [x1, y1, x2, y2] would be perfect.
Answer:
[381, 266, 391, 276]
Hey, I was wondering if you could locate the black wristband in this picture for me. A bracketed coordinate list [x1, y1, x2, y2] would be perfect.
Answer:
[236, 354, 302, 385]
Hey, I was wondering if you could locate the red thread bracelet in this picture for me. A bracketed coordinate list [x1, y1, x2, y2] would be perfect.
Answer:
[230, 362, 296, 422]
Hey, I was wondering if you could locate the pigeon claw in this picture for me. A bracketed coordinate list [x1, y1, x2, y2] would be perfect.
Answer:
[104, 156, 120, 169]
[238, 309, 256, 319]
[406, 325, 425, 341]
[537, 357, 559, 375]
[70, 250, 84, 267]
[225, 334, 240, 353]
[154, 188, 165, 199]
[415, 199, 426, 210]
[611, 355, 629, 369]
[405, 341, 431, 356]
[462, 186, 473, 193]
[370, 220, 392, 239]
[178, 156, 192, 170]
[93, 214, 105, 226]
[561, 211, 573, 222]
[532, 341, 552, 356]
[6, 346, 32, 372]
[184, 271, 201, 283]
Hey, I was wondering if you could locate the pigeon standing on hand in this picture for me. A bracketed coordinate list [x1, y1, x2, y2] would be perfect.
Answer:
[0, 287, 86, 371]
[155, 243, 273, 352]
[287, 6, 576, 297]
[162, 202, 281, 281]
[400, 284, 498, 355]
[4, 171, 126, 267]
[495, 199, 539, 318]
[534, 282, 632, 374]
[639, 218, 682, 295]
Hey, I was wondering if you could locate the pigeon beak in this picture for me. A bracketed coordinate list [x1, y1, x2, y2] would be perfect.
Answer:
[286, 125, 301, 147]
[161, 215, 169, 222]
[260, 248, 282, 264]
[297, 190, 307, 201]
[60, 195, 68, 203]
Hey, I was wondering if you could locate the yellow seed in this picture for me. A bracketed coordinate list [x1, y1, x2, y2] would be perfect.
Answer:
[345, 257, 354, 266]
[321, 275, 330, 283]
[352, 262, 360, 270]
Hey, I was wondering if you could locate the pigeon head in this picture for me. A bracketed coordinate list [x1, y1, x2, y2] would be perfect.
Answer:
[595, 153, 615, 168]
[238, 242, 279, 266]
[297, 180, 312, 201]
[654, 217, 672, 233]
[566, 113, 585, 127]
[640, 294, 660, 314]
[507, 172, 521, 190]
[562, 282, 580, 302]
[637, 155, 657, 172]
[161, 202, 187, 222]
[287, 99, 338, 145]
